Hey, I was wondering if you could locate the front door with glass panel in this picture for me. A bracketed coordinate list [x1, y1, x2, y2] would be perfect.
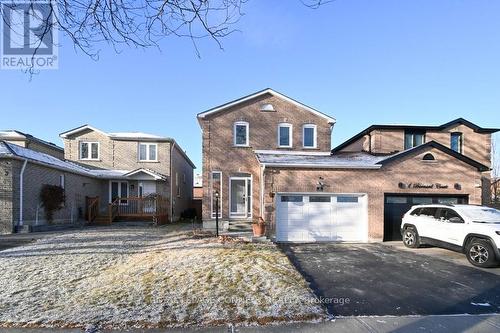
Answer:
[110, 181, 129, 205]
[229, 177, 252, 218]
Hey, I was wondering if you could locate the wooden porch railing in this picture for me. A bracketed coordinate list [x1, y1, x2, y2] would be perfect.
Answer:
[108, 195, 169, 224]
[86, 196, 100, 224]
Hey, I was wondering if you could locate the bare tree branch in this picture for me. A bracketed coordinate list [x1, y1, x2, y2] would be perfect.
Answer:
[0, 0, 331, 75]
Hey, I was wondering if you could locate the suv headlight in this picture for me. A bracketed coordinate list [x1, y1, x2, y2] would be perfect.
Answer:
[496, 231, 500, 236]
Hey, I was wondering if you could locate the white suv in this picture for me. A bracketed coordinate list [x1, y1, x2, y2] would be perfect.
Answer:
[401, 204, 500, 268]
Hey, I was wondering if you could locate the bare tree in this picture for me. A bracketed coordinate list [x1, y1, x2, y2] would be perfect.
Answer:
[1, 0, 331, 73]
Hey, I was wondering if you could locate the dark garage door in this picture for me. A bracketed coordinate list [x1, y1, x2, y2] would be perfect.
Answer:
[383, 194, 468, 241]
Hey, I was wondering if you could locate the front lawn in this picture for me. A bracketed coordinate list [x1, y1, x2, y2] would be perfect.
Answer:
[0, 225, 325, 329]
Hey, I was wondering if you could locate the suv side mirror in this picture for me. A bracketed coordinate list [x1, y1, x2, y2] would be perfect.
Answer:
[449, 217, 464, 224]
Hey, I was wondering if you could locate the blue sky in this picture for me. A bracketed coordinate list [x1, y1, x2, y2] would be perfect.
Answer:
[1, 0, 499, 172]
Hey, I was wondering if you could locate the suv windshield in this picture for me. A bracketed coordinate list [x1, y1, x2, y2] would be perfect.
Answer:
[460, 207, 500, 223]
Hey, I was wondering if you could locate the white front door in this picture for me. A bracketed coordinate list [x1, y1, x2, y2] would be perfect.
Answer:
[229, 177, 252, 218]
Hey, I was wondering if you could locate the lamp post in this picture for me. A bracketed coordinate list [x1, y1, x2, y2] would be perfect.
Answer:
[215, 190, 220, 237]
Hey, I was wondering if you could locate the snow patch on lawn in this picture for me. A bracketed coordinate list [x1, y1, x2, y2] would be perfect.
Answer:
[0, 226, 326, 329]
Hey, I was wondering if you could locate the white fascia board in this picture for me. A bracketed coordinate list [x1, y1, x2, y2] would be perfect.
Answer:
[275, 191, 368, 196]
[59, 125, 109, 138]
[262, 163, 382, 169]
[197, 88, 336, 124]
[254, 149, 331, 156]
[124, 169, 164, 180]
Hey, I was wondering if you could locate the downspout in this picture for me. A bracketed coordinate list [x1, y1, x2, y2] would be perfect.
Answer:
[18, 158, 28, 228]
[170, 141, 175, 222]
[260, 164, 266, 219]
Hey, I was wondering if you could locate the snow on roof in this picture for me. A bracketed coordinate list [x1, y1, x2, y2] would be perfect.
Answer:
[108, 132, 168, 139]
[87, 169, 129, 178]
[256, 151, 388, 169]
[0, 141, 134, 179]
[0, 130, 63, 151]
[0, 130, 25, 138]
[0, 141, 91, 175]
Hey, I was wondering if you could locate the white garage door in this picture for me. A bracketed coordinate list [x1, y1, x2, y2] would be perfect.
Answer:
[276, 193, 368, 242]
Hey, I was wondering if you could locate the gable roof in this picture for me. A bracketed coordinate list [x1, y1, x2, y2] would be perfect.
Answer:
[376, 141, 490, 172]
[59, 125, 195, 168]
[123, 168, 168, 180]
[196, 88, 336, 124]
[0, 130, 63, 151]
[332, 118, 500, 153]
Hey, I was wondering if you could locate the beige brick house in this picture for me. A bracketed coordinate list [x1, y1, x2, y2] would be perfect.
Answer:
[198, 88, 498, 242]
[59, 125, 195, 221]
[0, 126, 195, 234]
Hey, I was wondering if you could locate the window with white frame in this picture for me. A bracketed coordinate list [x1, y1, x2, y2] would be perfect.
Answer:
[234, 121, 249, 146]
[138, 143, 158, 161]
[278, 123, 293, 148]
[79, 142, 99, 160]
[302, 124, 317, 148]
[211, 171, 222, 218]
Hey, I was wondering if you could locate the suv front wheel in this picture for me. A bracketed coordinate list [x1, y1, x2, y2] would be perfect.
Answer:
[466, 239, 498, 268]
[403, 227, 420, 248]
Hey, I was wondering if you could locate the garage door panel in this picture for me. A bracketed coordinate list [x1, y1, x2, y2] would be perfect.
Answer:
[276, 194, 367, 242]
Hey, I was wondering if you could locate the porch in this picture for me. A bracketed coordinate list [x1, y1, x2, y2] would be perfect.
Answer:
[86, 195, 170, 225]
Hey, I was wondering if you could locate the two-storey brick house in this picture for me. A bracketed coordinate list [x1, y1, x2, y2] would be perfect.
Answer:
[198, 88, 335, 232]
[0, 125, 196, 234]
[59, 125, 195, 221]
[199, 88, 498, 242]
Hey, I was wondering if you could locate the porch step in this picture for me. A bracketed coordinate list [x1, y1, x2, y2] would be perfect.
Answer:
[228, 222, 253, 232]
[88, 215, 111, 225]
[252, 236, 272, 244]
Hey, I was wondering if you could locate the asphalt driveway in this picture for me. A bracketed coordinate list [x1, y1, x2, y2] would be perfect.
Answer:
[280, 243, 500, 317]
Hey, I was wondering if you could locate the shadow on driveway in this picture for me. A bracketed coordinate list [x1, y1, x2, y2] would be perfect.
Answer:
[280, 243, 500, 317]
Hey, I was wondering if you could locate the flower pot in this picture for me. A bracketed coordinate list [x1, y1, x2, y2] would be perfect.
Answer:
[252, 223, 266, 237]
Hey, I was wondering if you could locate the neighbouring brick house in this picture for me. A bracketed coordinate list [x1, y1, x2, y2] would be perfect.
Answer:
[0, 126, 195, 234]
[198, 88, 498, 242]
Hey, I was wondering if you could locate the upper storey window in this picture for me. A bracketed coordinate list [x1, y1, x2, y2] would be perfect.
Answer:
[450, 132, 463, 153]
[80, 142, 99, 160]
[404, 131, 425, 150]
[278, 123, 293, 148]
[139, 143, 158, 161]
[303, 124, 317, 148]
[234, 121, 249, 147]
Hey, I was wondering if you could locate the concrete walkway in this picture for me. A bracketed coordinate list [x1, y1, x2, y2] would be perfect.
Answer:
[1, 315, 499, 333]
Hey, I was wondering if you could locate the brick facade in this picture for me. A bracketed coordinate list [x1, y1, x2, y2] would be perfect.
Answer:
[61, 126, 195, 221]
[263, 148, 483, 241]
[199, 89, 494, 242]
[200, 92, 333, 222]
[340, 124, 492, 168]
